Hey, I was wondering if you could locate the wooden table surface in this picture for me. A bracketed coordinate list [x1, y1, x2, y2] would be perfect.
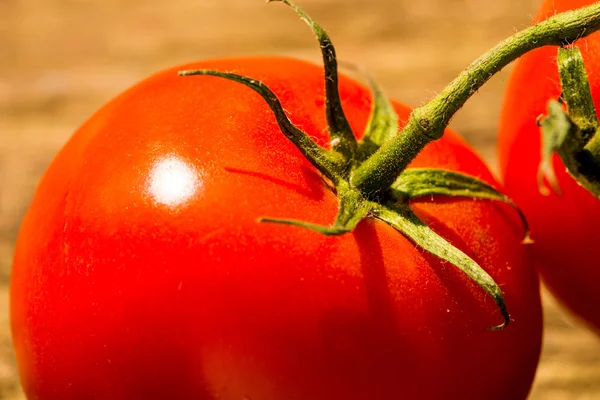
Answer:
[1, 0, 600, 398]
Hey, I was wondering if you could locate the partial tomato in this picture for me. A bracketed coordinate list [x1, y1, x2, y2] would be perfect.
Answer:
[498, 0, 600, 333]
[12, 57, 541, 400]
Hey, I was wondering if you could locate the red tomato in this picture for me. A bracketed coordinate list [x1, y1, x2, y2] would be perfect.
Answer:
[498, 0, 600, 334]
[11, 57, 541, 400]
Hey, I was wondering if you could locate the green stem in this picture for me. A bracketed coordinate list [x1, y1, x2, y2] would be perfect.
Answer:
[351, 2, 600, 195]
[555, 46, 600, 194]
[558, 46, 600, 139]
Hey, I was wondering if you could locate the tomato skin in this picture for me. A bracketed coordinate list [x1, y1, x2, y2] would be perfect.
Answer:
[498, 0, 600, 334]
[11, 57, 541, 400]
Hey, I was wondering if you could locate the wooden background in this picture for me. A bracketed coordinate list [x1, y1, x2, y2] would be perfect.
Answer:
[1, 0, 600, 398]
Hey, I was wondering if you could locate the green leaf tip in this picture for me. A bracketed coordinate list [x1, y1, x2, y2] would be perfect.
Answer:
[488, 309, 510, 331]
[258, 217, 352, 236]
[267, 0, 357, 162]
[373, 204, 510, 331]
[178, 68, 345, 182]
[339, 62, 399, 160]
[391, 168, 530, 242]
[537, 101, 569, 196]
[258, 184, 371, 237]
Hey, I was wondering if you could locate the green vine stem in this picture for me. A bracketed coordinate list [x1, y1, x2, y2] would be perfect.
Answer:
[559, 46, 599, 139]
[350, 2, 600, 196]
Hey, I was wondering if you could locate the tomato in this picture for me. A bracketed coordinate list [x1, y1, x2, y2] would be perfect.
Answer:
[11, 57, 542, 400]
[498, 0, 600, 334]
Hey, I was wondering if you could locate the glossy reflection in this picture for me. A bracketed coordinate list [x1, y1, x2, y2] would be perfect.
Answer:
[147, 155, 202, 207]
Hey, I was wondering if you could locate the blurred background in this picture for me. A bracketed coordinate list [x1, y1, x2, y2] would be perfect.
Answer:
[1, 0, 599, 398]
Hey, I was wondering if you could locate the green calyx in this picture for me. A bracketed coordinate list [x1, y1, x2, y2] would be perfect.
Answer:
[538, 46, 600, 198]
[180, 0, 600, 330]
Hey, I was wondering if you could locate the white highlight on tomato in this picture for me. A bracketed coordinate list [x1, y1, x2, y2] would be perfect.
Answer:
[147, 155, 201, 207]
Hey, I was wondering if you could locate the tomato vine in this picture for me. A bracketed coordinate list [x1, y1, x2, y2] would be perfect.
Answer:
[180, 0, 600, 329]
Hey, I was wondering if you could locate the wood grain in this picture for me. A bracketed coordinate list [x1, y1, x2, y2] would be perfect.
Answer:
[1, 0, 599, 398]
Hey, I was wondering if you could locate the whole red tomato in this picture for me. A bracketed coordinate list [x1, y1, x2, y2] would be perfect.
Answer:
[498, 0, 600, 334]
[11, 57, 541, 399]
